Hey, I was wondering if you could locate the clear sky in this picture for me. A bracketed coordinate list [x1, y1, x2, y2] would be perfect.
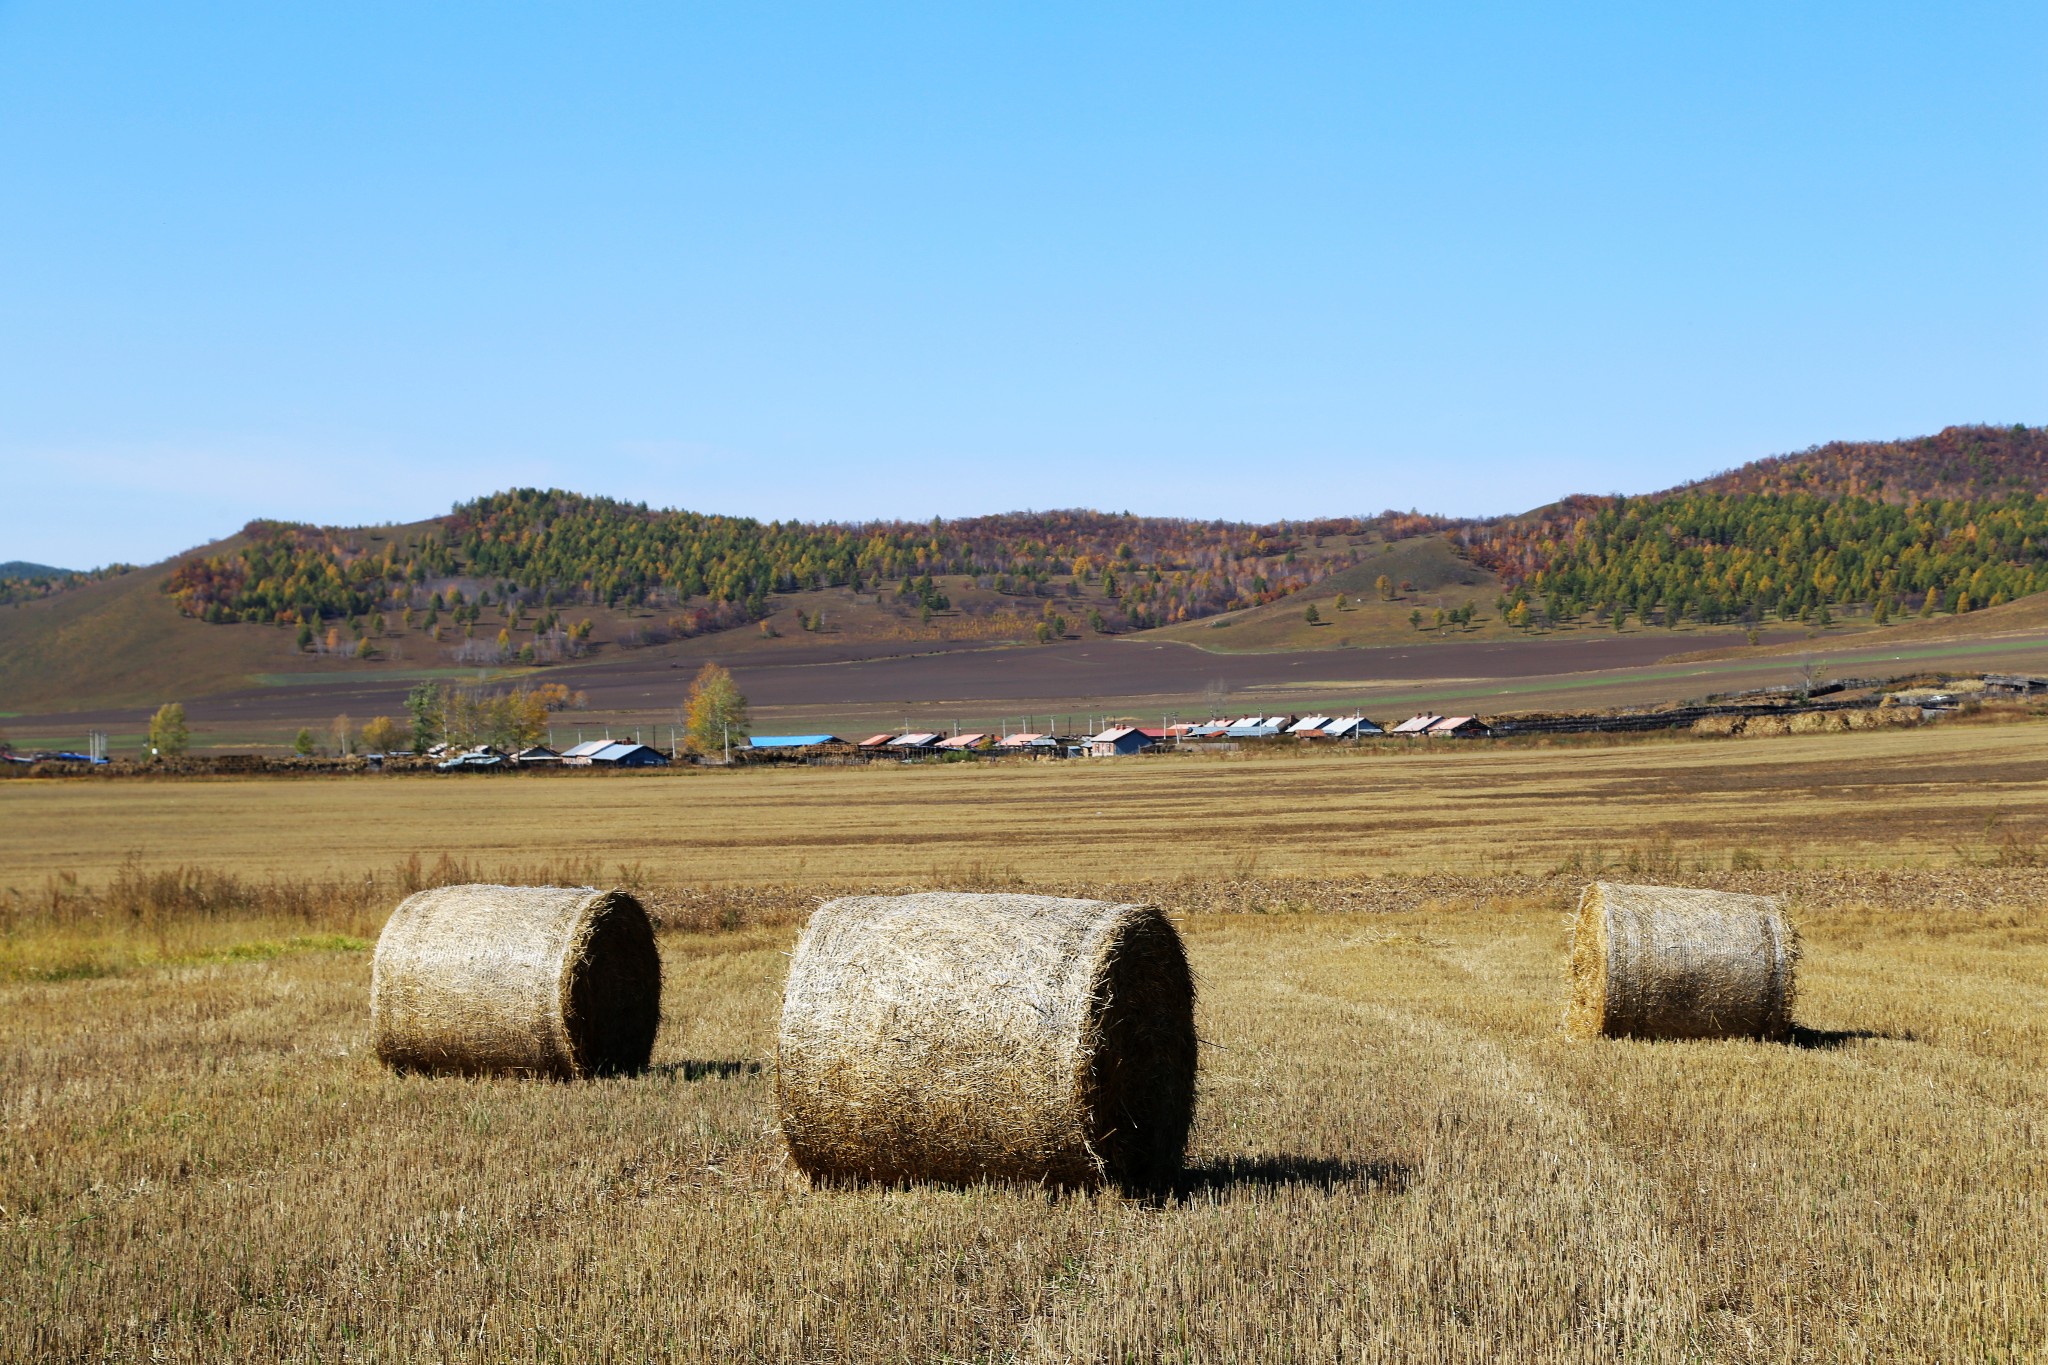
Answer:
[3, 3, 2043, 569]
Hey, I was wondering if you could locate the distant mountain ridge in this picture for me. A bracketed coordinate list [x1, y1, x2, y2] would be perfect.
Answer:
[7, 425, 2047, 706]
[0, 561, 74, 579]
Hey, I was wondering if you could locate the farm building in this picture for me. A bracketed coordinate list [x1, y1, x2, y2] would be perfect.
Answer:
[511, 745, 561, 765]
[1389, 714, 1443, 736]
[435, 746, 506, 771]
[563, 741, 669, 767]
[1287, 715, 1332, 734]
[1426, 716, 1491, 738]
[995, 732, 1060, 753]
[936, 733, 994, 752]
[1088, 726, 1158, 757]
[888, 732, 943, 752]
[749, 734, 845, 751]
[1321, 716, 1384, 739]
[856, 733, 896, 750]
[1224, 720, 1283, 738]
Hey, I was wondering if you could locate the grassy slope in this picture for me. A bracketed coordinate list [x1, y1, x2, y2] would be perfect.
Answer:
[0, 522, 450, 713]
[1144, 535, 1508, 651]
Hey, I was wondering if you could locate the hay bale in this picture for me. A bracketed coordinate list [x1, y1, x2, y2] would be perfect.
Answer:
[1690, 715, 1742, 737]
[776, 892, 1197, 1190]
[1742, 714, 1790, 738]
[372, 884, 661, 1078]
[1564, 882, 1797, 1041]
[1789, 710, 1849, 734]
[1847, 706, 1919, 730]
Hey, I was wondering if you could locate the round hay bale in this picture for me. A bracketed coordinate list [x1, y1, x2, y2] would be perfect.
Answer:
[1565, 882, 1797, 1040]
[776, 892, 1197, 1191]
[1789, 710, 1849, 734]
[372, 884, 661, 1078]
[1690, 715, 1742, 737]
[1743, 714, 1790, 738]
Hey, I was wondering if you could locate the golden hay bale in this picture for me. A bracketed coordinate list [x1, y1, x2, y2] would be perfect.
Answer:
[1690, 715, 1742, 737]
[1742, 714, 1790, 738]
[1847, 706, 1920, 730]
[777, 892, 1197, 1191]
[372, 884, 661, 1078]
[1789, 710, 1850, 734]
[1564, 882, 1797, 1041]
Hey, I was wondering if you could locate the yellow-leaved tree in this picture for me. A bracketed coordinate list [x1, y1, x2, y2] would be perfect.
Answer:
[359, 715, 407, 754]
[147, 702, 189, 759]
[684, 663, 749, 757]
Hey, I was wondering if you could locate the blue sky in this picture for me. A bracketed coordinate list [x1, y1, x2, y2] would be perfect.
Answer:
[3, 3, 2043, 568]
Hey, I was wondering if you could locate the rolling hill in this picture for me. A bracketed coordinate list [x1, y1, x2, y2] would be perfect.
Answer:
[4, 424, 2046, 721]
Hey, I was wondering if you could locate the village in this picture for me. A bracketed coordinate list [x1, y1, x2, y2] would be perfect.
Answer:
[416, 711, 1488, 770]
[404, 670, 2042, 771]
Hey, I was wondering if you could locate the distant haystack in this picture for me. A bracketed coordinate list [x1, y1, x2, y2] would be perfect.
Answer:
[1789, 711, 1850, 734]
[1565, 882, 1797, 1041]
[1690, 715, 1743, 737]
[373, 884, 661, 1078]
[1845, 706, 1920, 730]
[777, 892, 1197, 1190]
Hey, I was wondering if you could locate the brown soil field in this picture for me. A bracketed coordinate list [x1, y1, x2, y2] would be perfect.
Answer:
[17, 616, 2048, 754]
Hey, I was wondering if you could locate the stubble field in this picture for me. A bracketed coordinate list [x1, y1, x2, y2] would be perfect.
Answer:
[3, 725, 2045, 1361]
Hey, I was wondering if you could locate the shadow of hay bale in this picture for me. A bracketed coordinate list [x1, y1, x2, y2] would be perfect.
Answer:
[1169, 1155, 1412, 1200]
[651, 1059, 764, 1081]
[1784, 1025, 1912, 1050]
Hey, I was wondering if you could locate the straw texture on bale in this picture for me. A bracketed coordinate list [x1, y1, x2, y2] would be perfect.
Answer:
[1565, 882, 1797, 1040]
[373, 884, 661, 1078]
[777, 892, 1197, 1190]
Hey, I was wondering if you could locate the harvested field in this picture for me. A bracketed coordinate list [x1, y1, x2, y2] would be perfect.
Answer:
[5, 728, 2046, 1359]
[2, 870, 2041, 1360]
[9, 721, 2048, 891]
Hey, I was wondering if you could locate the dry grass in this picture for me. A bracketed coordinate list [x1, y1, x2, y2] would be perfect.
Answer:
[2, 874, 2041, 1361]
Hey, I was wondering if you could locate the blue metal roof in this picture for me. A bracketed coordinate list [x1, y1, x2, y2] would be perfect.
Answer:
[750, 734, 841, 748]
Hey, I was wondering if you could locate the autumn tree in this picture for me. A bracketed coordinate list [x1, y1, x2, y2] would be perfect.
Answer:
[684, 663, 750, 755]
[330, 714, 354, 756]
[147, 703, 189, 759]
[359, 715, 406, 753]
[1375, 574, 1393, 601]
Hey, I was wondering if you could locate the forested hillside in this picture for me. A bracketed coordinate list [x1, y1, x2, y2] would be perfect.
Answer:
[123, 423, 2048, 646]
[1461, 425, 2048, 629]
[163, 493, 1402, 636]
